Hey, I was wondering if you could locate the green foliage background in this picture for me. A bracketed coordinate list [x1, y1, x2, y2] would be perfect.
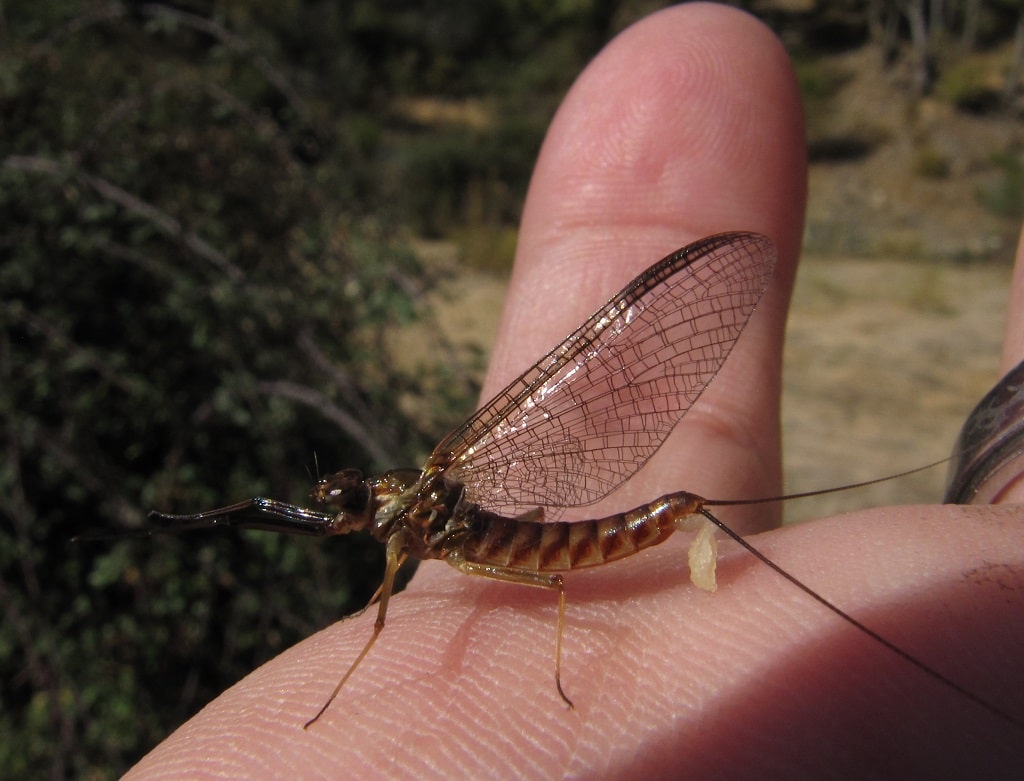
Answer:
[0, 2, 617, 776]
[4, 1, 1024, 777]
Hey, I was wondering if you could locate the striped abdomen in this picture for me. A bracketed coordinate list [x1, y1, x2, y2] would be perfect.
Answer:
[458, 492, 704, 572]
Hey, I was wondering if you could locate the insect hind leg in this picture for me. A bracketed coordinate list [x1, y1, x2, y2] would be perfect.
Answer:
[445, 554, 573, 708]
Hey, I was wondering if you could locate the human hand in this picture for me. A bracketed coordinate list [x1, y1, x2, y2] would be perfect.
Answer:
[126, 5, 1024, 778]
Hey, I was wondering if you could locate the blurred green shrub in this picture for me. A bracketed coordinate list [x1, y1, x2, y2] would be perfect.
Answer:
[0, 1, 622, 775]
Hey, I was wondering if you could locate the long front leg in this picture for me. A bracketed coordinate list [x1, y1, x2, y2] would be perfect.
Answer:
[444, 552, 572, 708]
[305, 529, 409, 729]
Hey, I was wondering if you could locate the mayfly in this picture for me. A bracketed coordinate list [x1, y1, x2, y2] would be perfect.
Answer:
[149, 231, 1020, 731]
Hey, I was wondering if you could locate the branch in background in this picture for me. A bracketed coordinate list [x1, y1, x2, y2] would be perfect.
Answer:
[2, 300, 143, 396]
[140, 3, 312, 124]
[295, 327, 371, 417]
[256, 379, 397, 468]
[3, 154, 246, 283]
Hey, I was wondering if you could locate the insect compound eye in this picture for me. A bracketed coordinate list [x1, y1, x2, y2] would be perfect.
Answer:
[312, 469, 370, 513]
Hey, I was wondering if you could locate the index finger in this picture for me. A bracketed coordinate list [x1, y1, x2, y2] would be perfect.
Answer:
[485, 4, 805, 534]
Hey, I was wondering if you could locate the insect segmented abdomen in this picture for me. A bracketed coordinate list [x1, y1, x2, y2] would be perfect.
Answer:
[460, 493, 704, 572]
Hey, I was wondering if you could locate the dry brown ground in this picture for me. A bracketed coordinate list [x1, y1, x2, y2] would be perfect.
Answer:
[781, 253, 1008, 521]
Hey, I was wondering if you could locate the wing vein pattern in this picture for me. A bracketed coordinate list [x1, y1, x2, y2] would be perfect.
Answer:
[429, 232, 776, 519]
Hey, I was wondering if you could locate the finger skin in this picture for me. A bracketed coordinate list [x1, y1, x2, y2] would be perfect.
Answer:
[485, 2, 805, 533]
[125, 5, 1024, 779]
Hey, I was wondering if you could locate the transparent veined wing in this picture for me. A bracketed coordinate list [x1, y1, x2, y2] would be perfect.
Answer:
[428, 232, 776, 519]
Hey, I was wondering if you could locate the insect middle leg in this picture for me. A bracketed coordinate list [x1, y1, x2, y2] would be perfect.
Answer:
[444, 553, 572, 708]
